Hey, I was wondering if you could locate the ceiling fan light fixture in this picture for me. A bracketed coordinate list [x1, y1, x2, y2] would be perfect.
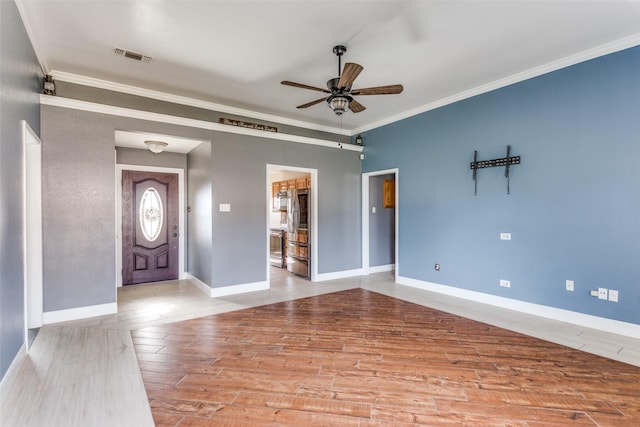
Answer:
[144, 140, 168, 154]
[328, 96, 350, 115]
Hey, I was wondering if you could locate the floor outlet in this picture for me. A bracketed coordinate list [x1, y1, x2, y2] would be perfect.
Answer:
[565, 280, 574, 291]
[500, 279, 511, 288]
[597, 288, 608, 300]
[608, 289, 618, 302]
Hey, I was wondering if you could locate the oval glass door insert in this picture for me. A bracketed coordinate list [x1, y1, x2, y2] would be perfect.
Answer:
[140, 188, 163, 241]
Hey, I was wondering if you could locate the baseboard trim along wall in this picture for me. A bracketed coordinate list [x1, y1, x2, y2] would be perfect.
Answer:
[369, 264, 395, 274]
[186, 273, 269, 297]
[0, 344, 26, 390]
[186, 273, 213, 297]
[211, 281, 269, 297]
[397, 276, 640, 339]
[43, 302, 117, 324]
[316, 268, 363, 282]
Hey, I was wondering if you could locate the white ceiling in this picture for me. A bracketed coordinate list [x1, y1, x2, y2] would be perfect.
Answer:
[17, 0, 640, 133]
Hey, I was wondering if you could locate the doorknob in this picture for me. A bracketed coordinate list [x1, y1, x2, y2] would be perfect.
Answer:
[173, 233, 178, 237]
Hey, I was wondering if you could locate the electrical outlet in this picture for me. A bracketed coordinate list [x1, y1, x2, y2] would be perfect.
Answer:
[598, 287, 608, 300]
[500, 279, 511, 288]
[500, 233, 511, 240]
[608, 289, 619, 302]
[565, 280, 574, 291]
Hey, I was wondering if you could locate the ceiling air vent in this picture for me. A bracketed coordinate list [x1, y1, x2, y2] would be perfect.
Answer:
[113, 47, 152, 63]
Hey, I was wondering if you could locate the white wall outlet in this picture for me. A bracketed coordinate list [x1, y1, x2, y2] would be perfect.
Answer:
[219, 203, 231, 212]
[608, 289, 619, 302]
[372, 206, 376, 214]
[500, 233, 511, 240]
[565, 280, 574, 291]
[500, 279, 511, 288]
[597, 287, 608, 300]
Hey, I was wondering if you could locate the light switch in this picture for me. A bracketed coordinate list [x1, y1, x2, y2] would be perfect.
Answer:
[372, 207, 376, 214]
[500, 233, 511, 240]
[219, 203, 231, 212]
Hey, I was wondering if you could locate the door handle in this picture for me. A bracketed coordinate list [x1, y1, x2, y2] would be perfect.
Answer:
[173, 233, 178, 237]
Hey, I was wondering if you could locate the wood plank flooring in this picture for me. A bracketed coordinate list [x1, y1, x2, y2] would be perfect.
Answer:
[135, 288, 640, 426]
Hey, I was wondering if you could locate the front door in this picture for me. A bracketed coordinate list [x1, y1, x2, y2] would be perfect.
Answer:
[122, 170, 179, 285]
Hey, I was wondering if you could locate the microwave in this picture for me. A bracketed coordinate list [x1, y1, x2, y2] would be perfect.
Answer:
[275, 191, 288, 211]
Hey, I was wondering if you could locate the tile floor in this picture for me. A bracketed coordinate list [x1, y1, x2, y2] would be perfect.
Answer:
[0, 268, 638, 426]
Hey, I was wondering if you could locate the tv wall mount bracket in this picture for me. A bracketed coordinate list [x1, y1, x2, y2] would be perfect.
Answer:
[470, 145, 520, 195]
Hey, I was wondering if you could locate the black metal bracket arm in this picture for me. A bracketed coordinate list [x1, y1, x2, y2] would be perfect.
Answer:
[470, 145, 520, 195]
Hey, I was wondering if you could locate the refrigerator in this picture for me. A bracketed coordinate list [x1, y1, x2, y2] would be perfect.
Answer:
[286, 188, 310, 278]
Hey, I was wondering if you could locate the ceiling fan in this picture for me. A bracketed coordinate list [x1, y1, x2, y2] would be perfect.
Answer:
[281, 45, 403, 115]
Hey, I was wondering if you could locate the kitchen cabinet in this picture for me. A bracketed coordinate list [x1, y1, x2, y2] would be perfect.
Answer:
[272, 182, 281, 210]
[287, 180, 296, 190]
[296, 178, 307, 190]
[383, 179, 395, 208]
[306, 177, 311, 188]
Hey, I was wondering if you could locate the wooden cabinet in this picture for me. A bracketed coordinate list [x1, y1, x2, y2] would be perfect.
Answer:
[287, 180, 296, 190]
[295, 178, 307, 190]
[383, 179, 395, 208]
[306, 177, 311, 188]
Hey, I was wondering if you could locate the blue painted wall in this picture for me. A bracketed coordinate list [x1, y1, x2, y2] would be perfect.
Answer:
[363, 46, 640, 325]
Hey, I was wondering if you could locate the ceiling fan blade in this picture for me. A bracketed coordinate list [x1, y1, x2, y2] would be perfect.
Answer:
[297, 97, 327, 109]
[349, 98, 366, 113]
[338, 63, 364, 89]
[351, 84, 404, 95]
[281, 81, 330, 93]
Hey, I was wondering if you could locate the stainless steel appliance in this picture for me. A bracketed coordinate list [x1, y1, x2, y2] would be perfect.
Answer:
[269, 229, 285, 268]
[286, 188, 310, 278]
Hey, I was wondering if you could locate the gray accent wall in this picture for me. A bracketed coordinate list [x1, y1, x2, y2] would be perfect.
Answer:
[0, 0, 42, 380]
[41, 102, 360, 308]
[369, 174, 395, 267]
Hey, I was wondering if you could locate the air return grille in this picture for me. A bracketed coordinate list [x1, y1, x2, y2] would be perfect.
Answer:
[113, 48, 152, 63]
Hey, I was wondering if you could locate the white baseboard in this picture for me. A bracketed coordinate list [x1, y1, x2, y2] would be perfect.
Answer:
[369, 264, 395, 274]
[0, 344, 26, 391]
[316, 268, 363, 282]
[43, 302, 117, 324]
[186, 273, 269, 297]
[185, 273, 213, 296]
[397, 275, 640, 339]
[211, 281, 269, 297]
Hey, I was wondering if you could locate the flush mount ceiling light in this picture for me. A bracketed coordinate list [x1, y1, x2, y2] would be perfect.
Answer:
[144, 140, 168, 154]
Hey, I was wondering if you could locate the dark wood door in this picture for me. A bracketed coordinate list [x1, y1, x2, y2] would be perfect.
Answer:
[122, 171, 179, 285]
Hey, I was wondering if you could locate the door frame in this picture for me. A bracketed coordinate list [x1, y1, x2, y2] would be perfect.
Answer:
[362, 168, 399, 282]
[115, 164, 185, 287]
[22, 120, 43, 350]
[266, 164, 318, 282]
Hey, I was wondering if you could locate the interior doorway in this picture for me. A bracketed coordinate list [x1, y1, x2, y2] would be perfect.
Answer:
[266, 165, 318, 282]
[362, 168, 399, 281]
[22, 121, 43, 351]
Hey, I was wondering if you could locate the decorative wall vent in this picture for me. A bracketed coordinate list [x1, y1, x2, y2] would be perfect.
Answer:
[113, 47, 152, 63]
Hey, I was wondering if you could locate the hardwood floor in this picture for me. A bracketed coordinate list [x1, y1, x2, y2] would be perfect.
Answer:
[1, 269, 638, 426]
[136, 288, 640, 426]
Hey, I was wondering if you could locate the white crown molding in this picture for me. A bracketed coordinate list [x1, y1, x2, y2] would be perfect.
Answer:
[40, 95, 363, 153]
[44, 33, 640, 137]
[49, 70, 347, 136]
[352, 33, 640, 135]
